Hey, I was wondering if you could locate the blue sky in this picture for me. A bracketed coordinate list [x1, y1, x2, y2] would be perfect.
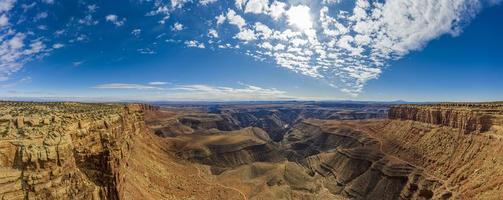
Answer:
[0, 0, 501, 101]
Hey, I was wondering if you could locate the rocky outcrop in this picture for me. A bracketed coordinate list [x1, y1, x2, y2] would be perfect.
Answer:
[388, 104, 503, 133]
[0, 102, 148, 200]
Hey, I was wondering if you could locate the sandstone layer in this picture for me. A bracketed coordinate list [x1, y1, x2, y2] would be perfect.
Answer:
[389, 103, 503, 133]
[0, 102, 245, 200]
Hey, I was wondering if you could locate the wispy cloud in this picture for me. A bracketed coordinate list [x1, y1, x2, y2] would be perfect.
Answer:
[92, 82, 295, 101]
[148, 81, 169, 85]
[73, 60, 85, 66]
[0, 76, 31, 88]
[94, 83, 164, 90]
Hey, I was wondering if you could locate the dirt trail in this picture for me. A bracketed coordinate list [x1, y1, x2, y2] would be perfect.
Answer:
[193, 164, 248, 200]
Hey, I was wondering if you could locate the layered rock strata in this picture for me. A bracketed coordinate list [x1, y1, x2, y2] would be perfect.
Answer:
[285, 120, 450, 199]
[389, 103, 503, 133]
[0, 102, 147, 200]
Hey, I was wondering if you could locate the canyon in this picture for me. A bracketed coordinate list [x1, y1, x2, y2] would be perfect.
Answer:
[0, 101, 502, 199]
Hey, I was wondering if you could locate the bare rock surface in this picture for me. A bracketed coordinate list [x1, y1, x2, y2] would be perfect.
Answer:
[0, 102, 244, 200]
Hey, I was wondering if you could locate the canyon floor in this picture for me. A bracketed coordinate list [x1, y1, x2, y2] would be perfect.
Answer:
[0, 101, 502, 199]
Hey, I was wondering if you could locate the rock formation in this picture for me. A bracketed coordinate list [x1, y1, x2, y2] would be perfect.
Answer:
[0, 102, 147, 199]
[1, 101, 502, 199]
[389, 103, 503, 133]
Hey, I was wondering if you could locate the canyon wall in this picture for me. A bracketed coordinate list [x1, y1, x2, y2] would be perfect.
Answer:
[281, 121, 451, 199]
[388, 103, 503, 133]
[0, 102, 148, 200]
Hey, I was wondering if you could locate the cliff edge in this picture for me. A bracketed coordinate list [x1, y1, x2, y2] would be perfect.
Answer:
[388, 103, 503, 133]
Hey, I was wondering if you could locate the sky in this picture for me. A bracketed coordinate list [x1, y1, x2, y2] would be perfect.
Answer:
[0, 0, 502, 102]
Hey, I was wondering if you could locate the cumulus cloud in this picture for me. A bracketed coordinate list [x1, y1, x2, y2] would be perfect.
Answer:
[226, 9, 246, 30]
[195, 0, 489, 96]
[0, 0, 497, 97]
[286, 5, 313, 31]
[216, 13, 226, 25]
[235, 28, 256, 41]
[208, 29, 219, 38]
[184, 40, 205, 48]
[105, 14, 126, 26]
[172, 22, 184, 31]
[268, 1, 286, 20]
[245, 0, 269, 14]
[0, 0, 51, 81]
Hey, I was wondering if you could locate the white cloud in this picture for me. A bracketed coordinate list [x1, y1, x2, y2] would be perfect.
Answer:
[52, 43, 64, 49]
[202, 0, 489, 96]
[105, 14, 126, 27]
[0, 0, 15, 12]
[184, 40, 206, 48]
[245, 0, 269, 14]
[91, 82, 296, 101]
[169, 83, 290, 100]
[149, 81, 169, 85]
[286, 5, 313, 31]
[0, 0, 496, 97]
[216, 13, 226, 25]
[235, 0, 248, 10]
[35, 12, 48, 20]
[0, 14, 8, 26]
[200, 0, 217, 6]
[268, 1, 286, 20]
[254, 22, 272, 39]
[138, 48, 156, 54]
[226, 9, 246, 30]
[8, 33, 24, 49]
[208, 29, 219, 38]
[131, 29, 141, 36]
[322, 0, 341, 5]
[94, 83, 163, 90]
[78, 15, 99, 26]
[235, 28, 256, 41]
[87, 4, 98, 12]
[171, 0, 190, 9]
[147, 5, 171, 24]
[172, 22, 184, 31]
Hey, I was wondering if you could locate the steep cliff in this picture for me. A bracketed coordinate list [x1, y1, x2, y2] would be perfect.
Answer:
[0, 102, 147, 199]
[389, 103, 503, 133]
